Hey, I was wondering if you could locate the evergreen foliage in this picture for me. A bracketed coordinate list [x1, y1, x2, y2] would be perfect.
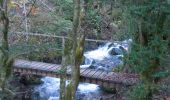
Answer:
[122, 0, 170, 99]
[0, 0, 169, 99]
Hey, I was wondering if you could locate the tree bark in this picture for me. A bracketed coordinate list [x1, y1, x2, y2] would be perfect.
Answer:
[71, 0, 81, 98]
[65, 0, 81, 99]
[60, 37, 67, 100]
[0, 1, 13, 99]
[0, 0, 9, 51]
[0, 0, 9, 86]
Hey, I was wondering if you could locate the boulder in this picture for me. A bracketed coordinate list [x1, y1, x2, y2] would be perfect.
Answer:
[109, 47, 123, 55]
[88, 58, 122, 72]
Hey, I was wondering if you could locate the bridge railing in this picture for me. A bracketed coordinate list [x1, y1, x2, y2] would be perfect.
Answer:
[11, 32, 122, 43]
[8, 32, 127, 60]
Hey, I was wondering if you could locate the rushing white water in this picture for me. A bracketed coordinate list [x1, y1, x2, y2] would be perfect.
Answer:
[81, 41, 130, 70]
[84, 42, 114, 61]
[84, 41, 130, 62]
[34, 77, 101, 100]
[33, 40, 131, 100]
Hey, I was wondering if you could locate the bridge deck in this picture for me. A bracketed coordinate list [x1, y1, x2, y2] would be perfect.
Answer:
[13, 59, 139, 88]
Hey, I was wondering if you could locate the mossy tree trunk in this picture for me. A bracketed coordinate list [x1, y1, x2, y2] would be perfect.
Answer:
[61, 0, 85, 99]
[68, 0, 81, 99]
[60, 37, 67, 100]
[0, 0, 10, 90]
[0, 0, 14, 99]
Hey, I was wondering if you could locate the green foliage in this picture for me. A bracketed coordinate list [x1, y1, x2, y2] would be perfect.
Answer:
[126, 0, 169, 78]
[127, 37, 168, 75]
[86, 9, 101, 30]
[30, 13, 72, 34]
[128, 83, 158, 100]
[122, 0, 170, 99]
[49, 0, 73, 20]
[153, 55, 170, 78]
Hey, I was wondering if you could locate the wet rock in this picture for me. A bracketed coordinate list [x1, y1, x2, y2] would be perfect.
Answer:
[108, 43, 115, 49]
[91, 59, 96, 64]
[89, 65, 97, 69]
[119, 46, 126, 53]
[109, 47, 123, 55]
[116, 55, 123, 60]
[88, 58, 123, 72]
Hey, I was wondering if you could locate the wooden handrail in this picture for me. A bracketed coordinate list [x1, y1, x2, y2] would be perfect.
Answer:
[11, 32, 124, 43]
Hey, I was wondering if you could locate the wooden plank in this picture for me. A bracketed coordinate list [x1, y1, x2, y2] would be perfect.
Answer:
[14, 60, 30, 67]
[85, 69, 98, 78]
[42, 64, 57, 71]
[13, 59, 140, 86]
[81, 69, 92, 76]
[28, 62, 45, 69]
[36, 63, 55, 70]
[19, 62, 33, 69]
[91, 70, 104, 79]
[80, 68, 88, 75]
[34, 63, 51, 70]
[97, 71, 107, 80]
[45, 65, 57, 71]
[18, 61, 47, 69]
[17, 61, 32, 68]
[49, 65, 61, 71]
[80, 69, 92, 82]
[31, 61, 44, 66]
[33, 63, 55, 70]
[95, 71, 107, 85]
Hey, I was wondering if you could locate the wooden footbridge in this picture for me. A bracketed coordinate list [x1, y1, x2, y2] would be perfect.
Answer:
[10, 32, 138, 88]
[13, 59, 139, 88]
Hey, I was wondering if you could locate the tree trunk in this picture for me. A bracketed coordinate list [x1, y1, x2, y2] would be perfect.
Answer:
[0, 0, 9, 51]
[65, 0, 81, 99]
[0, 1, 14, 99]
[60, 37, 67, 100]
[71, 0, 81, 98]
[0, 0, 9, 89]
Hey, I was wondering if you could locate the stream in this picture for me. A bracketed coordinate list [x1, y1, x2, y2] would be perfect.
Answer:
[31, 40, 131, 100]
